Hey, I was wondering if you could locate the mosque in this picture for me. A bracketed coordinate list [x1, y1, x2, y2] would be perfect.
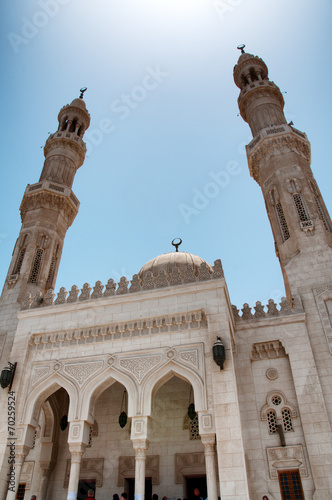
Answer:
[0, 48, 331, 500]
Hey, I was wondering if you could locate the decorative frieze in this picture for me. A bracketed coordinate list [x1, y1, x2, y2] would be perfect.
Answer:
[20, 461, 35, 490]
[22, 259, 224, 310]
[251, 340, 286, 361]
[28, 310, 207, 349]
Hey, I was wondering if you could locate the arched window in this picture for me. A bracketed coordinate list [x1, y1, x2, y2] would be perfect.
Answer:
[270, 187, 290, 242]
[261, 391, 297, 435]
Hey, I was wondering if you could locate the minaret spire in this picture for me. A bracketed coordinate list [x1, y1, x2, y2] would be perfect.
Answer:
[1, 95, 90, 305]
[233, 49, 332, 301]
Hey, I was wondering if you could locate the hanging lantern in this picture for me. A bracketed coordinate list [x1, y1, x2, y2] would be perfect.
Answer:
[213, 337, 226, 370]
[119, 389, 128, 428]
[188, 402, 196, 420]
[119, 411, 128, 428]
[60, 415, 68, 431]
[0, 362, 17, 390]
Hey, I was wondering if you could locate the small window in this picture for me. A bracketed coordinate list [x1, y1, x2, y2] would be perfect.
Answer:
[278, 470, 304, 500]
[189, 413, 200, 440]
[16, 484, 26, 500]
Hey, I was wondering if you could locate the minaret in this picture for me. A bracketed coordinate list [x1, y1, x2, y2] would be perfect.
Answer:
[233, 46, 332, 301]
[0, 91, 90, 353]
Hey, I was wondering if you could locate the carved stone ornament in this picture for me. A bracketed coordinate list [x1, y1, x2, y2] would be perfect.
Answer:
[120, 355, 162, 383]
[266, 445, 308, 479]
[248, 134, 311, 184]
[31, 366, 51, 386]
[29, 310, 207, 349]
[91, 280, 104, 298]
[175, 452, 205, 484]
[118, 455, 159, 486]
[251, 340, 286, 361]
[64, 361, 103, 385]
[20, 461, 35, 490]
[180, 350, 199, 368]
[20, 190, 78, 226]
[64, 458, 104, 488]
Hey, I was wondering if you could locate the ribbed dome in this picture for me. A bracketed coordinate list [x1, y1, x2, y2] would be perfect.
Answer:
[139, 252, 212, 278]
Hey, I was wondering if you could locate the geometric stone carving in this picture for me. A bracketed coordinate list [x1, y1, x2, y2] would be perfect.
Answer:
[180, 350, 199, 369]
[31, 366, 51, 386]
[79, 282, 91, 301]
[63, 361, 103, 385]
[20, 461, 35, 490]
[118, 455, 159, 487]
[64, 458, 104, 488]
[91, 280, 104, 299]
[251, 340, 286, 361]
[198, 262, 211, 281]
[119, 355, 162, 383]
[175, 452, 205, 483]
[266, 445, 308, 479]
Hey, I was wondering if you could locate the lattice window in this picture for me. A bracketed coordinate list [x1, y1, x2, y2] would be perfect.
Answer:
[314, 196, 331, 231]
[13, 247, 26, 274]
[293, 193, 309, 222]
[282, 408, 294, 432]
[16, 484, 26, 500]
[267, 410, 278, 434]
[278, 470, 304, 500]
[189, 413, 200, 440]
[46, 257, 56, 288]
[272, 395, 282, 406]
[28, 249, 44, 284]
[275, 203, 290, 241]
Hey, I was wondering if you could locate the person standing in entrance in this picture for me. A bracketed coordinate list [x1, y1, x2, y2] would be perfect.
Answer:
[193, 489, 203, 500]
[84, 489, 96, 500]
[121, 493, 128, 500]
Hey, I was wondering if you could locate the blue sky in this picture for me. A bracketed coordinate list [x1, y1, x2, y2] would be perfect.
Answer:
[0, 0, 331, 309]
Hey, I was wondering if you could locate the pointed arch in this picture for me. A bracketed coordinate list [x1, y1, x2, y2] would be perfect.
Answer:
[140, 360, 206, 417]
[22, 373, 78, 426]
[79, 368, 138, 422]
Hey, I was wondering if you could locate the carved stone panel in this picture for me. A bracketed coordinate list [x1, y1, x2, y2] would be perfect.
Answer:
[64, 361, 103, 385]
[118, 455, 159, 486]
[120, 355, 162, 383]
[64, 458, 104, 488]
[21, 461, 35, 490]
[175, 452, 205, 484]
[266, 445, 308, 479]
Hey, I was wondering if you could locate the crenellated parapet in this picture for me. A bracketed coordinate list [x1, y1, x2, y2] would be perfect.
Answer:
[22, 259, 224, 310]
[232, 295, 304, 322]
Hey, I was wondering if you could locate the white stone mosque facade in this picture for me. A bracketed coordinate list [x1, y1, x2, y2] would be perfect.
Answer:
[0, 49, 331, 500]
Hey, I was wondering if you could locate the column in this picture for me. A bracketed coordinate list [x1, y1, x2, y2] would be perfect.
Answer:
[6, 446, 29, 500]
[67, 443, 86, 500]
[132, 439, 149, 500]
[201, 434, 218, 500]
[39, 462, 55, 500]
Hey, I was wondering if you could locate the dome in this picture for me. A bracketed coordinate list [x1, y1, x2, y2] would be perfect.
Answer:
[139, 251, 212, 279]
[70, 98, 88, 110]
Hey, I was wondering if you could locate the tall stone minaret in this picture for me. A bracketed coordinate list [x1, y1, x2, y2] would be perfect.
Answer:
[0, 91, 90, 356]
[233, 46, 332, 302]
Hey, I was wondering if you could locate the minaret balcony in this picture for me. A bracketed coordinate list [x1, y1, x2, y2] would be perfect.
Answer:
[20, 180, 80, 226]
[245, 125, 311, 184]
